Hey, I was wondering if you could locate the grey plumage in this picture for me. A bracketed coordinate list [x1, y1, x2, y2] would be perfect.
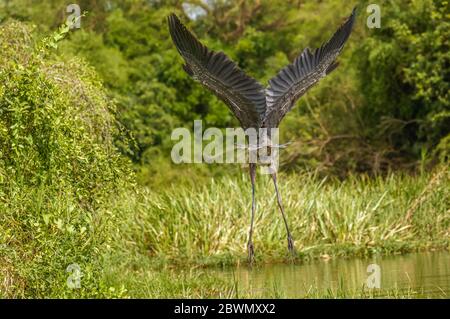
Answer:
[168, 8, 356, 263]
[168, 13, 266, 129]
[264, 7, 356, 127]
[168, 7, 356, 130]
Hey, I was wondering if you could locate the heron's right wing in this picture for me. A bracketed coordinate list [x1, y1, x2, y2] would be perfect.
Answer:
[264, 7, 356, 127]
[168, 14, 266, 129]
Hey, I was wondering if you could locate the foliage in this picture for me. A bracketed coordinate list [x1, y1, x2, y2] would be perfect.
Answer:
[103, 167, 449, 298]
[111, 167, 449, 266]
[2, 0, 448, 181]
[0, 0, 448, 299]
[0, 21, 132, 297]
[354, 0, 449, 166]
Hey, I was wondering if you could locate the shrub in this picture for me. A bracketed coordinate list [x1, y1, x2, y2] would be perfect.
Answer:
[0, 21, 131, 297]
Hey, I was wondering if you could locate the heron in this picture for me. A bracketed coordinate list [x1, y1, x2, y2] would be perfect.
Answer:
[168, 7, 356, 263]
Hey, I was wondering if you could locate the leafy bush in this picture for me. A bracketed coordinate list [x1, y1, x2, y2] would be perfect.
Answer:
[0, 21, 132, 297]
[354, 0, 449, 165]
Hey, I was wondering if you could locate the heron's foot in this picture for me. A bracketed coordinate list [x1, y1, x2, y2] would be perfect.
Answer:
[287, 235, 295, 256]
[247, 240, 255, 265]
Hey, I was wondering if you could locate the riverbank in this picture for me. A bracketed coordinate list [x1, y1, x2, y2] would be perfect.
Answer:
[111, 168, 449, 265]
[103, 251, 450, 298]
[2, 169, 448, 298]
[100, 168, 449, 298]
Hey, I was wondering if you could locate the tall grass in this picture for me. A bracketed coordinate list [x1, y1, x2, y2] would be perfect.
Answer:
[111, 167, 449, 266]
[100, 168, 448, 298]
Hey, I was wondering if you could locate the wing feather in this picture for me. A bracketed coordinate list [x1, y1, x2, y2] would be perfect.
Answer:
[168, 14, 266, 128]
[264, 7, 357, 127]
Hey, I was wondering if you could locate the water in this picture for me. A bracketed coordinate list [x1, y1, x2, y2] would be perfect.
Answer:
[219, 252, 450, 297]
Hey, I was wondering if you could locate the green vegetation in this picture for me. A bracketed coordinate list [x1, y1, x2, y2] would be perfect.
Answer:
[111, 169, 449, 266]
[0, 0, 448, 298]
[102, 168, 448, 298]
[2, 0, 448, 182]
[102, 266, 444, 298]
[0, 21, 131, 297]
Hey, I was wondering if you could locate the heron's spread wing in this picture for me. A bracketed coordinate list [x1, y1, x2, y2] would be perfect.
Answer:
[168, 14, 266, 129]
[264, 7, 356, 127]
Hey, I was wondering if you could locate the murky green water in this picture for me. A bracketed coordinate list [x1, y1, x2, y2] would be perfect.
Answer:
[219, 252, 450, 298]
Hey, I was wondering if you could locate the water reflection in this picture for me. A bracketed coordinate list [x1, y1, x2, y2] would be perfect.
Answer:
[220, 252, 450, 297]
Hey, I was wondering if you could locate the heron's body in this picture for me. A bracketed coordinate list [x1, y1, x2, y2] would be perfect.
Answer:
[168, 8, 356, 263]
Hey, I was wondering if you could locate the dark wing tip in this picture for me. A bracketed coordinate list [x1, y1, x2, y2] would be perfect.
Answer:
[337, 6, 358, 34]
[168, 13, 183, 37]
[324, 6, 357, 53]
[168, 13, 180, 25]
[342, 6, 357, 33]
[349, 5, 357, 26]
[168, 13, 190, 39]
[167, 12, 199, 57]
[346, 6, 358, 32]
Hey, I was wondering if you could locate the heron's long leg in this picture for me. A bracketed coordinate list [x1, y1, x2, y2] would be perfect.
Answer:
[247, 163, 257, 264]
[271, 173, 295, 254]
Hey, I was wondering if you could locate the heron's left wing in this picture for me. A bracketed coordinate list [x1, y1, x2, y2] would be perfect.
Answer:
[264, 7, 356, 127]
[168, 14, 266, 129]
